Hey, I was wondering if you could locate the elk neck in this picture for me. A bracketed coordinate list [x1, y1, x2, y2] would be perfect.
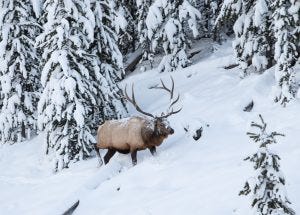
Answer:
[145, 121, 167, 147]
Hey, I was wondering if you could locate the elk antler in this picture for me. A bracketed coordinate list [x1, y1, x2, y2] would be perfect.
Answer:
[125, 84, 155, 118]
[152, 76, 182, 118]
[154, 77, 174, 100]
[159, 106, 182, 119]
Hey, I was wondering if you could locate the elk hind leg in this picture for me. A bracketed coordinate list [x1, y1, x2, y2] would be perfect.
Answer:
[104, 149, 116, 164]
[94, 145, 103, 167]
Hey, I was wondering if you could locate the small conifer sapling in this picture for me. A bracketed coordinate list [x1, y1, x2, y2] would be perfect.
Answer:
[239, 114, 295, 215]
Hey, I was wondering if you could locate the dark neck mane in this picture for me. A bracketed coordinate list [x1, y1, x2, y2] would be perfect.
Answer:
[141, 122, 166, 147]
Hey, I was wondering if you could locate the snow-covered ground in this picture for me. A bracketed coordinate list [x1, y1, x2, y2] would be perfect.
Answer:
[0, 41, 299, 215]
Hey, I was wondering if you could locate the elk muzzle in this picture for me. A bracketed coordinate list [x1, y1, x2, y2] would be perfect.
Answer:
[168, 127, 174, 135]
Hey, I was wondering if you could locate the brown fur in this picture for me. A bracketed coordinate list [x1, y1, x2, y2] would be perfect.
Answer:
[141, 121, 165, 147]
[95, 116, 174, 165]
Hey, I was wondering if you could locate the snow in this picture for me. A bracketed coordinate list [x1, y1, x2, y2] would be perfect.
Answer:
[253, 0, 268, 27]
[30, 0, 42, 18]
[179, 0, 201, 37]
[113, 7, 128, 34]
[0, 40, 299, 214]
[165, 19, 177, 45]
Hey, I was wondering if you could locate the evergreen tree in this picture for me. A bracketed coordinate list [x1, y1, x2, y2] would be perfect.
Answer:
[215, 0, 238, 33]
[146, 0, 201, 72]
[289, 0, 300, 57]
[251, 0, 273, 71]
[206, 0, 223, 40]
[290, 1, 300, 57]
[240, 115, 295, 215]
[36, 0, 98, 171]
[110, 0, 137, 56]
[217, 0, 273, 74]
[0, 0, 41, 144]
[192, 0, 223, 40]
[272, 0, 299, 106]
[90, 0, 127, 124]
[136, 0, 153, 63]
[217, 0, 299, 104]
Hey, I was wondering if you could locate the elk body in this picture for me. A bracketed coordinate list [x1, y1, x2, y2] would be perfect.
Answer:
[94, 77, 181, 166]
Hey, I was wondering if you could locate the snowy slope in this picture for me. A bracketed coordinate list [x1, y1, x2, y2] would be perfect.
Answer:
[0, 41, 299, 215]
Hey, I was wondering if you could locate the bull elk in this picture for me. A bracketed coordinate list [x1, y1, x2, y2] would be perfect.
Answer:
[94, 77, 181, 166]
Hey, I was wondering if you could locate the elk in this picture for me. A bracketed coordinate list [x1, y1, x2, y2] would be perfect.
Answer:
[94, 77, 181, 166]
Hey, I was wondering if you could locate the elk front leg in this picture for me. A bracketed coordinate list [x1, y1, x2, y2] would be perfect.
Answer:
[104, 149, 116, 164]
[149, 146, 157, 156]
[131, 150, 137, 166]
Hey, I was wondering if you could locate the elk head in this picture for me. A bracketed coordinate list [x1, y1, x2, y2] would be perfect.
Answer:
[125, 76, 181, 137]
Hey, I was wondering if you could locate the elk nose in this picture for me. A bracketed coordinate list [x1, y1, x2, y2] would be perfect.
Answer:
[169, 128, 174, 134]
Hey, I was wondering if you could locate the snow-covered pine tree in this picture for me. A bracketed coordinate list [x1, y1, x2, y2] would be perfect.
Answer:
[251, 0, 273, 71]
[240, 115, 295, 215]
[136, 0, 154, 63]
[146, 0, 201, 73]
[290, 1, 300, 58]
[216, 0, 273, 75]
[272, 0, 299, 106]
[0, 0, 41, 144]
[90, 0, 127, 124]
[124, 0, 138, 53]
[191, 0, 222, 39]
[110, 0, 137, 56]
[215, 0, 238, 34]
[235, 0, 273, 74]
[206, 0, 223, 40]
[36, 0, 98, 171]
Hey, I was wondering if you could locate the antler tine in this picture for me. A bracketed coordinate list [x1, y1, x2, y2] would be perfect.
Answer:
[124, 84, 155, 118]
[170, 76, 174, 100]
[124, 84, 132, 103]
[159, 107, 182, 119]
[150, 76, 181, 119]
[169, 94, 180, 109]
[131, 84, 136, 104]
[161, 77, 181, 119]
[159, 79, 171, 93]
[153, 76, 174, 100]
[162, 77, 175, 100]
